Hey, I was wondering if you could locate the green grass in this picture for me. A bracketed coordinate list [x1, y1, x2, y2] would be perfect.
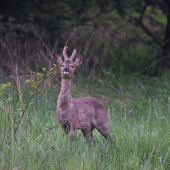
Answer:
[1, 72, 170, 170]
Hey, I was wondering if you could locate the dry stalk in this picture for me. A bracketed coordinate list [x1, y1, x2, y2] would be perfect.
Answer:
[19, 128, 29, 169]
[9, 89, 15, 168]
[116, 81, 148, 103]
[0, 105, 9, 118]
[84, 157, 94, 170]
[91, 57, 99, 83]
[0, 85, 11, 152]
[132, 55, 170, 76]
[64, 28, 77, 47]
[108, 106, 111, 122]
[84, 33, 94, 56]
[147, 142, 160, 169]
[95, 157, 98, 170]
[97, 78, 121, 94]
[16, 64, 24, 126]
[97, 77, 149, 103]
[0, 114, 10, 152]
[85, 52, 93, 68]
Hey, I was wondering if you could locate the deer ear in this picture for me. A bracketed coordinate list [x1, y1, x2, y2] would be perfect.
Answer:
[74, 54, 84, 67]
[54, 52, 63, 65]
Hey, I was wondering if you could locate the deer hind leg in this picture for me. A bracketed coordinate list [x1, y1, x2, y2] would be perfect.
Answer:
[96, 123, 114, 143]
[81, 125, 95, 146]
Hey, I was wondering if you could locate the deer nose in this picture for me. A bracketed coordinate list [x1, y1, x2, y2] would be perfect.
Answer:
[64, 67, 69, 72]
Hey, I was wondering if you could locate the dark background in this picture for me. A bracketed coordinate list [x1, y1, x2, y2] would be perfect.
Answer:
[0, 0, 170, 78]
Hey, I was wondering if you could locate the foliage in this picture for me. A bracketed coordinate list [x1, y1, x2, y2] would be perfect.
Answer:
[0, 64, 58, 144]
[0, 82, 11, 98]
[0, 0, 170, 77]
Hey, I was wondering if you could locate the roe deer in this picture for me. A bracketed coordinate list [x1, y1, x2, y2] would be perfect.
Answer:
[54, 46, 114, 145]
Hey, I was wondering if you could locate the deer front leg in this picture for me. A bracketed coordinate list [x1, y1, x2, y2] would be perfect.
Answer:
[69, 130, 76, 142]
[69, 125, 77, 142]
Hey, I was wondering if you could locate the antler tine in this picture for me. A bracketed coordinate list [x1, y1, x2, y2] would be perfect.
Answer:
[70, 49, 77, 60]
[63, 46, 68, 59]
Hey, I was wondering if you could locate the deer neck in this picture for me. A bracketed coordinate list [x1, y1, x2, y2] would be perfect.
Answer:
[58, 79, 72, 110]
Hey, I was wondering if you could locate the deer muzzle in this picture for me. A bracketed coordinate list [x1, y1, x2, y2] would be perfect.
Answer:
[63, 67, 70, 74]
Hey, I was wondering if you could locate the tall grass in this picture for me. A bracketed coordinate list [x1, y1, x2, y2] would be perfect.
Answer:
[1, 71, 170, 170]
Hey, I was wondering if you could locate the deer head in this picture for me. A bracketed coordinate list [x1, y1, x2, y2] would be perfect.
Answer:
[54, 46, 83, 79]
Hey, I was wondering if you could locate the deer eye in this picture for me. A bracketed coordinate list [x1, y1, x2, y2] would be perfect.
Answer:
[71, 65, 74, 68]
[62, 65, 64, 67]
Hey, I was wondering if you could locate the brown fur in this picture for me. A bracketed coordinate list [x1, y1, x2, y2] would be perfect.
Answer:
[54, 46, 114, 145]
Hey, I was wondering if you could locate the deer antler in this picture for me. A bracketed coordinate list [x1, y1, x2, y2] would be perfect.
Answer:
[70, 49, 77, 60]
[63, 46, 68, 59]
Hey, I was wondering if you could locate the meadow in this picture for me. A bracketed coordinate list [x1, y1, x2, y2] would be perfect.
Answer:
[0, 69, 170, 170]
